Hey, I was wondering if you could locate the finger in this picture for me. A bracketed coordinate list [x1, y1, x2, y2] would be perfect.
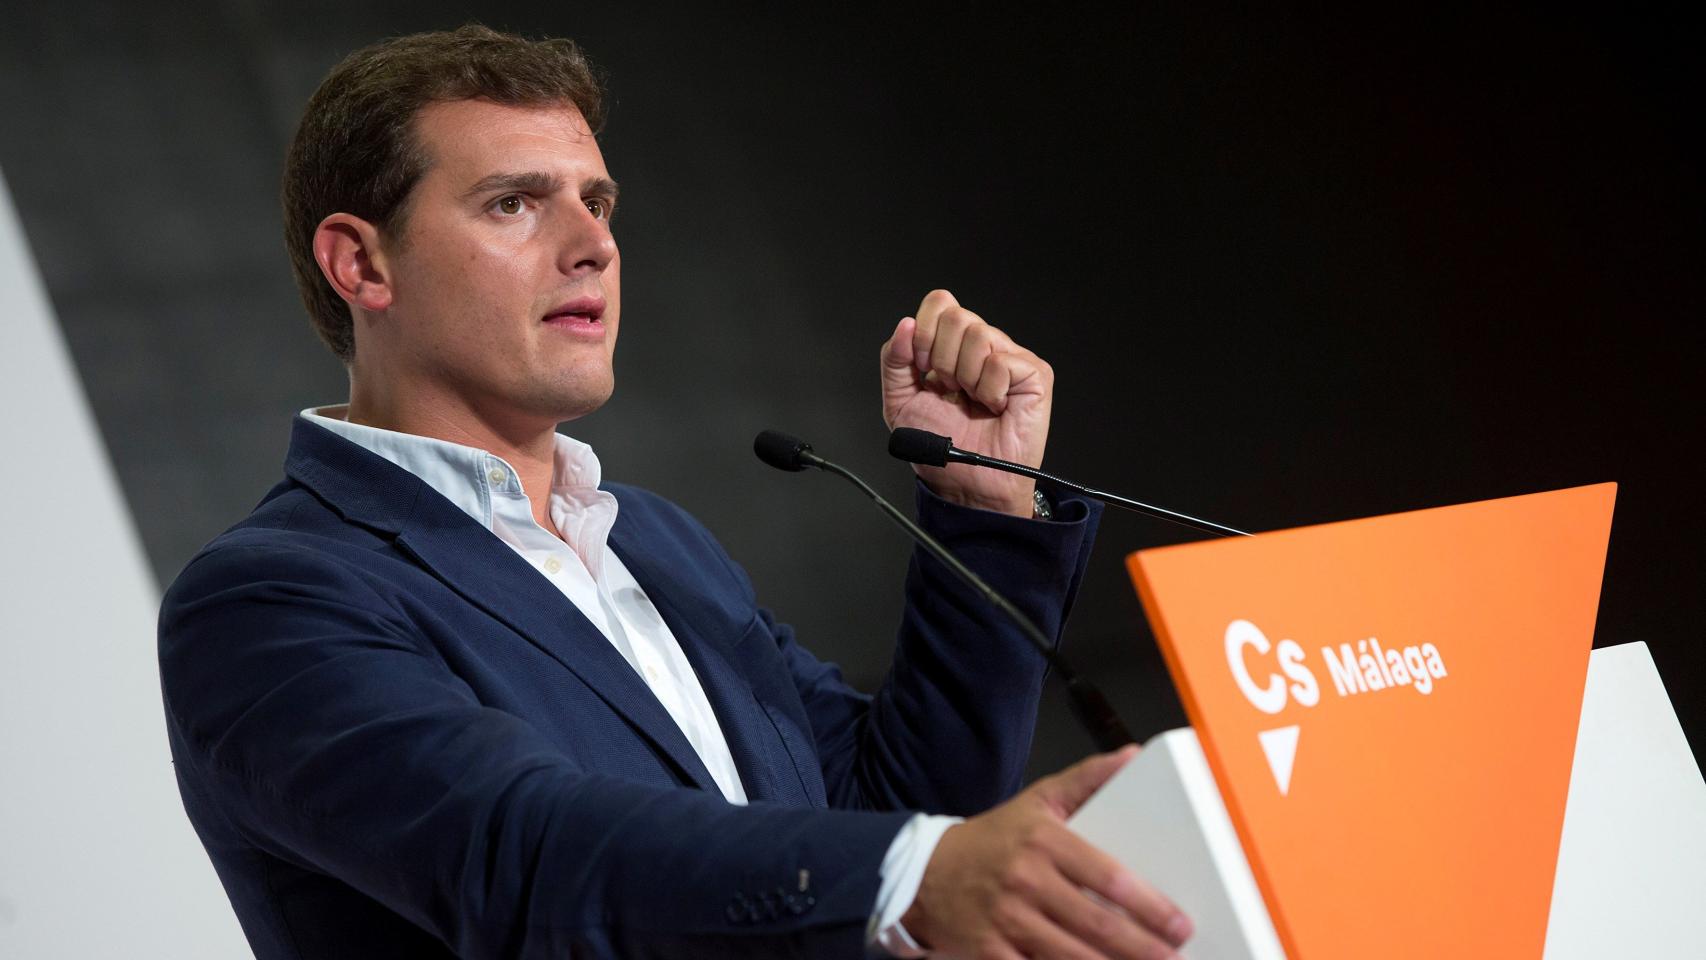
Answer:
[1048, 832, 1191, 949]
[881, 316, 918, 372]
[1036, 746, 1139, 816]
[927, 306, 981, 392]
[949, 322, 997, 402]
[957, 326, 1024, 412]
[969, 348, 1014, 413]
[972, 939, 1026, 960]
[955, 322, 996, 393]
[911, 289, 959, 373]
[1035, 871, 1182, 960]
[996, 898, 1106, 960]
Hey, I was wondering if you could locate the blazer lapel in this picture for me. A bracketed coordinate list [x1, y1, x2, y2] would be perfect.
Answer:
[609, 519, 813, 806]
[285, 417, 720, 795]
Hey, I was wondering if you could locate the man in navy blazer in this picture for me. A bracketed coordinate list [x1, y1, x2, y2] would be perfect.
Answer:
[159, 26, 1192, 960]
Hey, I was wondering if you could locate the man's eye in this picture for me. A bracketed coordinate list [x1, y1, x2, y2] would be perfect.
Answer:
[586, 198, 609, 220]
[496, 195, 525, 215]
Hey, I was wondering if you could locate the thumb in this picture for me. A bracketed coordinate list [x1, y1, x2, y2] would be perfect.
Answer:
[1034, 745, 1140, 817]
[880, 316, 917, 373]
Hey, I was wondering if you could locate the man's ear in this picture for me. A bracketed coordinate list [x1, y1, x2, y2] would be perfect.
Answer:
[312, 213, 393, 313]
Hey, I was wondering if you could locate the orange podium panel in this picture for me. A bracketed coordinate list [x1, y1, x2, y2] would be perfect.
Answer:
[1128, 483, 1615, 960]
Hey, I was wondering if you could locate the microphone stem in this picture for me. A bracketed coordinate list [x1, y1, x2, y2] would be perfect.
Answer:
[808, 454, 1137, 751]
[951, 451, 1252, 538]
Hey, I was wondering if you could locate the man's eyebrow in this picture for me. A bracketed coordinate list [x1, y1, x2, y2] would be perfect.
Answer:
[584, 177, 620, 203]
[461, 171, 620, 203]
[461, 171, 564, 199]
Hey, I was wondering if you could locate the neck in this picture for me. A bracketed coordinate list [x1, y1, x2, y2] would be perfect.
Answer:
[344, 381, 564, 537]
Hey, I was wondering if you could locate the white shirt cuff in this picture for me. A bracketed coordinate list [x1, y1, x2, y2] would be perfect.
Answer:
[866, 813, 963, 957]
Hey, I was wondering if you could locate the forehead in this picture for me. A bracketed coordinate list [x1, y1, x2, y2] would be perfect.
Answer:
[412, 98, 606, 182]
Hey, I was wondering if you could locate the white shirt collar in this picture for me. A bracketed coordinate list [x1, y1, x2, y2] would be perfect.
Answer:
[301, 405, 616, 566]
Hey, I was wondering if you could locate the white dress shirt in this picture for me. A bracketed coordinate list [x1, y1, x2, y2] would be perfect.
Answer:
[304, 407, 952, 957]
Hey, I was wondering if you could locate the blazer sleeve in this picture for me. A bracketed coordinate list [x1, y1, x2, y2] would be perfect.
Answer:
[159, 538, 912, 960]
[771, 482, 1104, 815]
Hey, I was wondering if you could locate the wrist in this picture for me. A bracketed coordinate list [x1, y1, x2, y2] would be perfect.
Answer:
[927, 481, 1038, 519]
[872, 814, 961, 958]
[899, 822, 963, 951]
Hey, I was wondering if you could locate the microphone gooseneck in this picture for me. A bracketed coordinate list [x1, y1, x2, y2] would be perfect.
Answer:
[754, 428, 1137, 751]
[887, 428, 1251, 539]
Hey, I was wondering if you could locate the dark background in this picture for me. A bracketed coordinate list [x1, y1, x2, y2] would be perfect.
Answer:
[3, 3, 1699, 780]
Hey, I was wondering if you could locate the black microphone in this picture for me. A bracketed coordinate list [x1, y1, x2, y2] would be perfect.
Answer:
[754, 429, 1136, 751]
[888, 427, 1251, 539]
[753, 430, 822, 472]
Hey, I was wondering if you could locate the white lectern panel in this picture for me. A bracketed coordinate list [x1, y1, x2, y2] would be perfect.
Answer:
[1069, 728, 1286, 960]
[1544, 641, 1706, 959]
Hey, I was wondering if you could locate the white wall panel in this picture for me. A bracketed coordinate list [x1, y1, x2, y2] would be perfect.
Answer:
[0, 168, 249, 958]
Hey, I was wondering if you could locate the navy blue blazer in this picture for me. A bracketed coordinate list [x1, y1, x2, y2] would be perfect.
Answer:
[159, 418, 1100, 959]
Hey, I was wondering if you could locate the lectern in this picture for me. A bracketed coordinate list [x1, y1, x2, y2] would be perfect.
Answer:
[1068, 485, 1706, 957]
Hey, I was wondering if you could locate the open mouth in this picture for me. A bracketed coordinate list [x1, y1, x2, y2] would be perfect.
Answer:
[542, 296, 606, 325]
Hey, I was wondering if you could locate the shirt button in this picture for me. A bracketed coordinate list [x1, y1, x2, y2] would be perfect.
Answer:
[487, 467, 507, 485]
[543, 557, 563, 574]
[644, 665, 659, 682]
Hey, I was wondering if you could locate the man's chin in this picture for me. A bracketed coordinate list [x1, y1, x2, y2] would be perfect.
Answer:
[533, 378, 615, 425]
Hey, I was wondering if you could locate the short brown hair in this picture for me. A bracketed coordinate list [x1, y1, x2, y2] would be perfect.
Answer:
[282, 25, 606, 362]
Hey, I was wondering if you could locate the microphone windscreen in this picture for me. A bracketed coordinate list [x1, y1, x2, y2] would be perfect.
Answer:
[887, 427, 952, 467]
[753, 430, 814, 471]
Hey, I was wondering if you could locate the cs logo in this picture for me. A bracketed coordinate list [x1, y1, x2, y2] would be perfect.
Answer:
[1225, 619, 1319, 715]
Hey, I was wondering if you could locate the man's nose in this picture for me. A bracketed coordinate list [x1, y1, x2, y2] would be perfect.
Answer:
[557, 203, 618, 276]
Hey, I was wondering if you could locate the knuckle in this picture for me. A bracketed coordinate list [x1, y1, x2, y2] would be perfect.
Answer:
[1089, 905, 1129, 946]
[998, 859, 1039, 898]
[1081, 900, 1114, 934]
[996, 900, 1030, 941]
[943, 305, 983, 330]
[1087, 860, 1122, 893]
[990, 896, 1028, 936]
[1016, 821, 1049, 853]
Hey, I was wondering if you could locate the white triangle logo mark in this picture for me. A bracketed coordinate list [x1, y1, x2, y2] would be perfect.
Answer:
[1258, 725, 1300, 795]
